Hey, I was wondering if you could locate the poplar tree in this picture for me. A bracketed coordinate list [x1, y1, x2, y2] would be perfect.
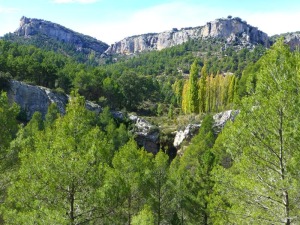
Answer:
[199, 63, 207, 113]
[188, 60, 199, 113]
[181, 80, 190, 114]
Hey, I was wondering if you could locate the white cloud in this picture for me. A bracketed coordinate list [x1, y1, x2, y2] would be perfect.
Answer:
[52, 0, 98, 4]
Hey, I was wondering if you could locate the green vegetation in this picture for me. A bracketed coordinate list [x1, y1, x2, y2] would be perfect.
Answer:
[1, 30, 299, 224]
[0, 36, 266, 115]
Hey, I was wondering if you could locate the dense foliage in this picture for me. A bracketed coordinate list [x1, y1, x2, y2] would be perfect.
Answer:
[2, 29, 300, 224]
[0, 36, 266, 115]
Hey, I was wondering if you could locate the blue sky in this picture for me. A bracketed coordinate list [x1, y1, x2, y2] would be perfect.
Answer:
[1, 0, 300, 44]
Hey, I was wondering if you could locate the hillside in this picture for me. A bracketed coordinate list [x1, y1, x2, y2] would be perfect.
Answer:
[1, 40, 300, 224]
[3, 16, 109, 64]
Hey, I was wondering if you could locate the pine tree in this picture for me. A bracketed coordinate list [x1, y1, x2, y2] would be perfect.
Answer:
[210, 39, 300, 225]
[0, 92, 19, 222]
[149, 151, 170, 224]
[101, 139, 153, 224]
[3, 92, 113, 224]
[169, 115, 216, 224]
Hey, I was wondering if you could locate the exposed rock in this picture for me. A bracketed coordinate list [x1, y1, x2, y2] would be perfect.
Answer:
[7, 80, 102, 120]
[173, 124, 201, 148]
[213, 109, 240, 132]
[105, 17, 269, 55]
[129, 115, 160, 154]
[14, 16, 109, 55]
[173, 110, 239, 151]
[280, 32, 300, 51]
[7, 80, 159, 153]
[7, 80, 68, 120]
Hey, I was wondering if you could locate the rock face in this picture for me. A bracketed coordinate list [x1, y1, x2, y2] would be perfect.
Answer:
[173, 124, 201, 148]
[280, 32, 300, 51]
[213, 109, 240, 132]
[7, 80, 68, 120]
[105, 17, 269, 55]
[129, 115, 160, 154]
[7, 80, 102, 120]
[14, 16, 109, 55]
[173, 110, 239, 151]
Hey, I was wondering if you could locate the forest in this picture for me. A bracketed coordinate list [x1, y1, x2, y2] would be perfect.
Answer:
[0, 36, 299, 224]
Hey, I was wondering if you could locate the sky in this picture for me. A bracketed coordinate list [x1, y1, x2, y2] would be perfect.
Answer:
[1, 0, 300, 45]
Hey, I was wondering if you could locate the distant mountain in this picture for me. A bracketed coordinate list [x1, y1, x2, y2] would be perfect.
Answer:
[105, 17, 270, 55]
[3, 16, 109, 63]
[4, 16, 300, 60]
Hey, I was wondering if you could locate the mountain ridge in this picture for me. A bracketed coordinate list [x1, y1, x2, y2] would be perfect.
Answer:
[3, 15, 300, 58]
[104, 16, 270, 55]
[15, 16, 109, 53]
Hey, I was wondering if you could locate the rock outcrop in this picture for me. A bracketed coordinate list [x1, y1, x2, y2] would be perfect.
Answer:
[14, 16, 109, 55]
[173, 124, 201, 148]
[7, 80, 68, 120]
[129, 115, 160, 154]
[7, 80, 239, 155]
[7, 80, 101, 120]
[173, 110, 239, 152]
[273, 32, 300, 51]
[213, 109, 240, 132]
[105, 17, 269, 55]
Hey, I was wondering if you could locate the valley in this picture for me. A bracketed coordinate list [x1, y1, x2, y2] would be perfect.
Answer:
[1, 14, 300, 224]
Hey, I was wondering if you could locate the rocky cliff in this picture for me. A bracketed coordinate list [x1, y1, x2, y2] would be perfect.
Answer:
[13, 16, 109, 55]
[105, 17, 270, 55]
[7, 80, 101, 120]
[271, 32, 300, 51]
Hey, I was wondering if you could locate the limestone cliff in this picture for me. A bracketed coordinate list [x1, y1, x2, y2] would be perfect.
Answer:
[105, 17, 270, 55]
[7, 80, 101, 120]
[271, 32, 300, 51]
[14, 16, 109, 55]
